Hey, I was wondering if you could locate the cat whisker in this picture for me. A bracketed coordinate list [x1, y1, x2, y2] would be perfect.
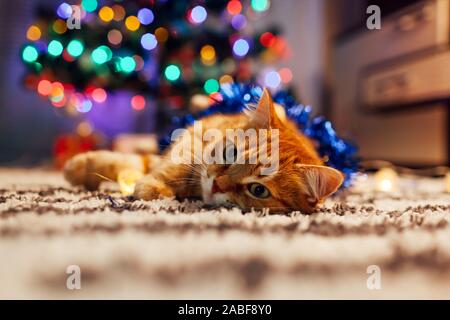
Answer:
[90, 172, 114, 182]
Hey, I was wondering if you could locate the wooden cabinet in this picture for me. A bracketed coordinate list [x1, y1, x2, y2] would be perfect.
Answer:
[333, 0, 450, 165]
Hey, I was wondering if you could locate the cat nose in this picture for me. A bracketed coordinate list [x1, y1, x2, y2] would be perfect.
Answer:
[212, 179, 223, 194]
[212, 175, 233, 193]
[307, 197, 319, 206]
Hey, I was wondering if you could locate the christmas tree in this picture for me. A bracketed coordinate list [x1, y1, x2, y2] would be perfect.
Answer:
[21, 0, 292, 140]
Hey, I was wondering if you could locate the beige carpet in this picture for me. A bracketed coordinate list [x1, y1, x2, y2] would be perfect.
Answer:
[1, 168, 450, 299]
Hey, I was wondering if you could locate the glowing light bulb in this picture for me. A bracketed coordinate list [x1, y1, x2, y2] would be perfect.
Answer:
[107, 29, 122, 46]
[190, 6, 207, 24]
[67, 40, 84, 57]
[92, 48, 107, 64]
[48, 40, 64, 56]
[204, 79, 219, 94]
[200, 45, 215, 61]
[219, 75, 234, 84]
[37, 80, 52, 96]
[279, 68, 293, 83]
[22, 45, 39, 63]
[131, 95, 146, 110]
[264, 71, 281, 88]
[133, 55, 145, 71]
[91, 46, 112, 64]
[232, 39, 249, 57]
[50, 82, 65, 103]
[209, 92, 222, 103]
[52, 98, 66, 108]
[125, 16, 140, 31]
[164, 65, 181, 81]
[141, 33, 157, 51]
[112, 5, 126, 21]
[251, 0, 270, 12]
[231, 14, 247, 30]
[26, 25, 41, 41]
[227, 1, 242, 15]
[57, 3, 72, 19]
[375, 168, 398, 192]
[91, 88, 107, 103]
[155, 27, 169, 42]
[260, 32, 275, 47]
[53, 20, 67, 34]
[81, 0, 98, 13]
[138, 8, 154, 25]
[99, 6, 114, 22]
[118, 169, 143, 196]
[120, 57, 136, 73]
[77, 99, 93, 113]
[190, 94, 211, 112]
[77, 121, 93, 137]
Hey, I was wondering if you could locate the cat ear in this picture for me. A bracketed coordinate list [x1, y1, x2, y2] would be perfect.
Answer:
[295, 164, 344, 200]
[246, 88, 281, 128]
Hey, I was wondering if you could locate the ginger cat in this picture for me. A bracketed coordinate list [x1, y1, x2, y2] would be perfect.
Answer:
[64, 89, 343, 214]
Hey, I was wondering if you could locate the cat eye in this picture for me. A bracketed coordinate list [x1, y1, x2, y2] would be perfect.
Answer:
[247, 183, 270, 199]
[222, 143, 238, 164]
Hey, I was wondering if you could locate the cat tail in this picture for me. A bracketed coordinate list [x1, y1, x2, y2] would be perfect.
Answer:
[63, 150, 161, 190]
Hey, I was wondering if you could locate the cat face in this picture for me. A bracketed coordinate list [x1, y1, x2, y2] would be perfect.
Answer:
[200, 89, 343, 214]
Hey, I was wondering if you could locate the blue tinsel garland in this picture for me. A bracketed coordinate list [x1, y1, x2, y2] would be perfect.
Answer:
[160, 83, 359, 187]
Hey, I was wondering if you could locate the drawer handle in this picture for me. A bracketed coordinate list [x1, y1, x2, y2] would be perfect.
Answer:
[375, 74, 409, 94]
[396, 5, 433, 32]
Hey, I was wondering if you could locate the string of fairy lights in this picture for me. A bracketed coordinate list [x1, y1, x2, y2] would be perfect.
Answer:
[21, 0, 293, 116]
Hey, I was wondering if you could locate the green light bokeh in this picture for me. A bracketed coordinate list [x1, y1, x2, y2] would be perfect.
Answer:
[251, 0, 270, 12]
[164, 64, 181, 81]
[204, 79, 219, 94]
[81, 0, 98, 13]
[67, 40, 84, 57]
[91, 46, 112, 64]
[119, 57, 136, 73]
[22, 45, 38, 63]
[48, 40, 63, 57]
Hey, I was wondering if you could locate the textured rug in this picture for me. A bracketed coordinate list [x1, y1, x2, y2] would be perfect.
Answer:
[1, 168, 450, 299]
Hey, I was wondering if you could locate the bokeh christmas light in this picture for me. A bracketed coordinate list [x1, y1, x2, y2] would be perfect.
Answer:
[20, 0, 293, 139]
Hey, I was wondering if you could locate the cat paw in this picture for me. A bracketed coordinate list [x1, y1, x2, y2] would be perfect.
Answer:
[134, 176, 174, 200]
[64, 152, 109, 191]
[64, 151, 145, 191]
[63, 153, 96, 190]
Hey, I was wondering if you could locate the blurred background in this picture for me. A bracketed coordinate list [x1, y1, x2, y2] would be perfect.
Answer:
[0, 0, 447, 169]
